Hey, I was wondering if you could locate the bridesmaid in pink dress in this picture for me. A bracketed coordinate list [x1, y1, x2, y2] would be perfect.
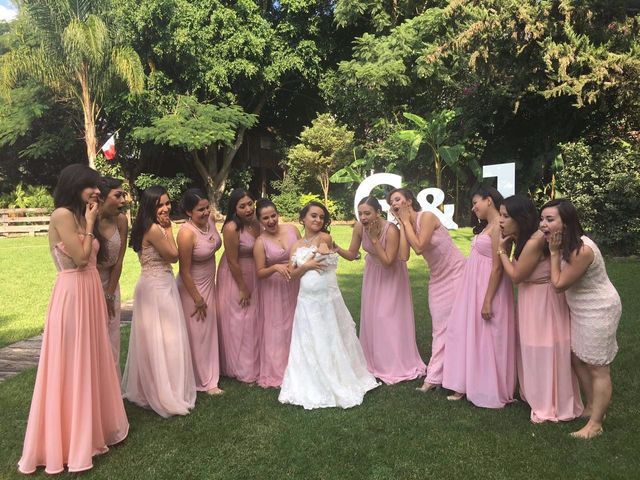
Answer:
[542, 198, 622, 439]
[442, 186, 516, 408]
[97, 177, 128, 374]
[335, 196, 426, 384]
[217, 189, 261, 383]
[18, 165, 128, 474]
[498, 195, 582, 422]
[388, 188, 466, 392]
[253, 199, 301, 388]
[122, 186, 196, 417]
[177, 188, 224, 395]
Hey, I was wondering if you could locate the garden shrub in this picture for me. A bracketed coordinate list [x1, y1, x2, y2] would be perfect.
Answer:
[557, 140, 640, 256]
[0, 183, 54, 210]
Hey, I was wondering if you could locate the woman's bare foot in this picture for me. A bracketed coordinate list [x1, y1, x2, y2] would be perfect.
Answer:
[447, 392, 465, 401]
[570, 421, 603, 439]
[206, 387, 225, 396]
[415, 381, 439, 393]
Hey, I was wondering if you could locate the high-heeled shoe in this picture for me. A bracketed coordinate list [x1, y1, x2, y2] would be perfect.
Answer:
[446, 392, 465, 401]
[415, 382, 440, 393]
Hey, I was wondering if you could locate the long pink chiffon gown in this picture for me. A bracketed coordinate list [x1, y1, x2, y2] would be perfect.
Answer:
[415, 212, 466, 385]
[217, 227, 261, 382]
[177, 219, 223, 391]
[442, 234, 516, 408]
[97, 227, 122, 375]
[257, 226, 300, 388]
[18, 235, 128, 475]
[517, 258, 583, 422]
[359, 221, 426, 384]
[121, 240, 197, 417]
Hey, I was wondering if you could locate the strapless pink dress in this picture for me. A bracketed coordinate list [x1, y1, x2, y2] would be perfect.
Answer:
[18, 236, 128, 474]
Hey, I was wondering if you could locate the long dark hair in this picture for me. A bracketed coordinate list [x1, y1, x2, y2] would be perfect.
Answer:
[540, 198, 584, 262]
[256, 198, 277, 218]
[180, 188, 207, 215]
[53, 164, 101, 222]
[299, 201, 331, 233]
[471, 185, 503, 234]
[96, 176, 124, 264]
[223, 188, 254, 232]
[502, 195, 539, 260]
[130, 185, 167, 252]
[386, 188, 421, 212]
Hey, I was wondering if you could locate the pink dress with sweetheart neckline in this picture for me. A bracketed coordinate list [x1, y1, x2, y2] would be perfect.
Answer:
[257, 226, 300, 388]
[217, 228, 261, 382]
[359, 221, 426, 384]
[177, 219, 223, 391]
[18, 236, 128, 474]
[442, 234, 516, 408]
[415, 212, 466, 385]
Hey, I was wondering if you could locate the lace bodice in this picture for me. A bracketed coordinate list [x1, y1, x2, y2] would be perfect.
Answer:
[139, 244, 173, 277]
[51, 235, 98, 271]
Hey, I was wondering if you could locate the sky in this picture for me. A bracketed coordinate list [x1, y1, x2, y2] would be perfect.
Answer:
[0, 0, 17, 22]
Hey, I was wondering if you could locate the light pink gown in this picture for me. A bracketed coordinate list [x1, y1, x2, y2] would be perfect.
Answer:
[442, 234, 516, 408]
[359, 221, 426, 384]
[517, 258, 583, 422]
[121, 241, 197, 417]
[258, 226, 300, 388]
[97, 227, 122, 375]
[415, 213, 466, 385]
[177, 219, 222, 391]
[18, 236, 128, 474]
[217, 228, 261, 382]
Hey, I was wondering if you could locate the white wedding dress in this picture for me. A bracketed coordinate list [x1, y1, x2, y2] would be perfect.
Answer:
[278, 247, 379, 409]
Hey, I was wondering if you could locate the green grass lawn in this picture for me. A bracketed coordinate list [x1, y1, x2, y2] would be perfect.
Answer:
[0, 226, 638, 479]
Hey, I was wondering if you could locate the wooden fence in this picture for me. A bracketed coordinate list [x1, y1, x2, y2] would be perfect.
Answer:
[0, 208, 51, 237]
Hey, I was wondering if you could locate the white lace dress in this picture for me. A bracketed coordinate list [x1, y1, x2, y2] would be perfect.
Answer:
[564, 236, 622, 365]
[278, 247, 379, 409]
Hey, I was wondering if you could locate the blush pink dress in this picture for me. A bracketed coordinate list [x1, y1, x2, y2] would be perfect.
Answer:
[442, 234, 516, 408]
[257, 226, 300, 388]
[217, 227, 261, 382]
[177, 219, 222, 391]
[97, 227, 123, 375]
[121, 240, 197, 417]
[517, 258, 583, 422]
[415, 212, 466, 385]
[359, 221, 426, 384]
[18, 235, 129, 475]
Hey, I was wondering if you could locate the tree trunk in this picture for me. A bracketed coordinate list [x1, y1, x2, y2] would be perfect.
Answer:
[79, 69, 98, 169]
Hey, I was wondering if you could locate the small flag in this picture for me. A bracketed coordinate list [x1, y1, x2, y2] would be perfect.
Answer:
[100, 133, 117, 160]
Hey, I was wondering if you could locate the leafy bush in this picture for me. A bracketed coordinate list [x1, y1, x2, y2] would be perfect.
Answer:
[557, 140, 640, 256]
[271, 177, 302, 221]
[0, 183, 54, 209]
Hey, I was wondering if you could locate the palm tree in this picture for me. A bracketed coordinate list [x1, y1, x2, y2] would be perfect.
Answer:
[0, 0, 144, 168]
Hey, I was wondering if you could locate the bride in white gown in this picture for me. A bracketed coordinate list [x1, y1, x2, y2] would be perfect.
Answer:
[279, 202, 379, 410]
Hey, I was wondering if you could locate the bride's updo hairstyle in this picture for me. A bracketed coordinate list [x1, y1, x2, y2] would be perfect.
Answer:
[299, 201, 331, 233]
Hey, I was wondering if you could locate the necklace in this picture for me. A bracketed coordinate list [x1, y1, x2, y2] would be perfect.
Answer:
[302, 233, 320, 245]
[189, 218, 210, 235]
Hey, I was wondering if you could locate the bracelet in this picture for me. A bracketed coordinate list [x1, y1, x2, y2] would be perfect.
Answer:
[497, 249, 507, 256]
[86, 232, 95, 238]
[105, 293, 115, 301]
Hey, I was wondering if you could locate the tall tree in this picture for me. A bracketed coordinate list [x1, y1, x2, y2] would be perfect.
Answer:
[0, 0, 145, 168]
[133, 96, 257, 211]
[285, 113, 354, 205]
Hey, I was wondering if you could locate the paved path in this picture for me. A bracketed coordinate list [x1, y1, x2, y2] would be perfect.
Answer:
[0, 300, 133, 383]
